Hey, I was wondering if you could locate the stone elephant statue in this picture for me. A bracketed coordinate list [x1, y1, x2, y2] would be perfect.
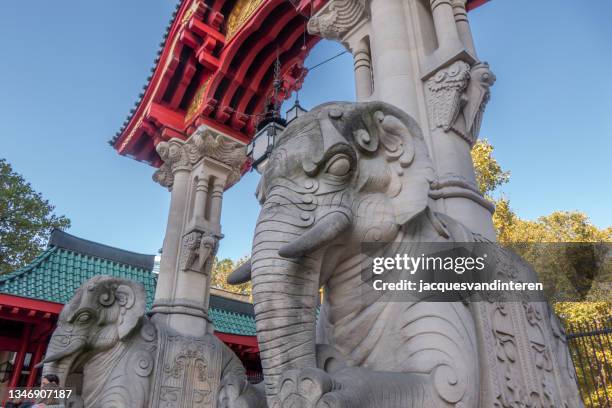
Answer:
[42, 275, 265, 408]
[229, 101, 583, 408]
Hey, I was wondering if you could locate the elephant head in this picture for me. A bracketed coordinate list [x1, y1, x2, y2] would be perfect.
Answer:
[230, 101, 435, 401]
[42, 275, 146, 386]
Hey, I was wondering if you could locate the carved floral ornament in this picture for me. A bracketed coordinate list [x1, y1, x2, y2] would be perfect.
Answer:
[152, 126, 247, 189]
[426, 60, 496, 146]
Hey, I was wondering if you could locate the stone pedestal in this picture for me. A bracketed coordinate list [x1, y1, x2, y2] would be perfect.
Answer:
[151, 125, 246, 338]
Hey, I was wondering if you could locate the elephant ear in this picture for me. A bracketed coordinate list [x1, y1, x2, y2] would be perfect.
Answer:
[356, 102, 435, 226]
[114, 281, 146, 340]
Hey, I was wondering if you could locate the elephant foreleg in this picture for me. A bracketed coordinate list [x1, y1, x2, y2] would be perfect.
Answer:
[217, 341, 267, 408]
[217, 373, 267, 408]
[272, 366, 465, 408]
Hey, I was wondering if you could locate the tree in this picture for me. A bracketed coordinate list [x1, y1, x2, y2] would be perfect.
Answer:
[471, 139, 610, 244]
[471, 141, 610, 300]
[211, 256, 251, 295]
[471, 139, 510, 197]
[0, 158, 70, 274]
[472, 139, 611, 300]
[472, 140, 611, 407]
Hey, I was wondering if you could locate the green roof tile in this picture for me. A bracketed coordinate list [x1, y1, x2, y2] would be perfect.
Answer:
[0, 245, 255, 337]
[209, 308, 256, 336]
[0, 247, 157, 308]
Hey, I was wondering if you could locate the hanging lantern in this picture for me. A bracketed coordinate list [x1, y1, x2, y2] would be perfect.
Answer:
[247, 117, 286, 173]
[247, 48, 289, 173]
[285, 96, 308, 124]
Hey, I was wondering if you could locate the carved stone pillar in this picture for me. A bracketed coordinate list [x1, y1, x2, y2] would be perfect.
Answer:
[307, 0, 373, 101]
[452, 0, 477, 56]
[425, 60, 497, 238]
[309, 0, 494, 238]
[429, 0, 464, 56]
[151, 125, 246, 337]
[152, 140, 192, 316]
[304, 3, 583, 407]
[368, 0, 420, 115]
[353, 38, 373, 100]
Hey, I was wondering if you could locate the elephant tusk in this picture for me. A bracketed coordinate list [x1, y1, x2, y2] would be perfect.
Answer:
[41, 349, 78, 365]
[227, 259, 252, 285]
[40, 337, 86, 365]
[278, 211, 351, 258]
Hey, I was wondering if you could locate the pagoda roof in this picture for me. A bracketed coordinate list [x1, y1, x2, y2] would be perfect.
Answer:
[110, 0, 488, 167]
[0, 229, 256, 336]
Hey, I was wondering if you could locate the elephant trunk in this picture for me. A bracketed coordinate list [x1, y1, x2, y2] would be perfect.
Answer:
[41, 358, 77, 389]
[251, 209, 321, 400]
[41, 327, 87, 386]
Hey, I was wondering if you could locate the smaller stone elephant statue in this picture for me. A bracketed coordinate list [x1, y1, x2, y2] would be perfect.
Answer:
[42, 275, 265, 408]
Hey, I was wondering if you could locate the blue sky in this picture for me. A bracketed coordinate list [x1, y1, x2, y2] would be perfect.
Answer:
[1, 1, 610, 260]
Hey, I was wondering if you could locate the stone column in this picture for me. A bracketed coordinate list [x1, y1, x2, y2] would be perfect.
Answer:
[151, 126, 246, 338]
[353, 38, 373, 100]
[452, 0, 477, 56]
[429, 0, 464, 56]
[309, 0, 495, 239]
[306, 3, 584, 407]
[307, 0, 373, 102]
[151, 139, 191, 319]
[368, 0, 419, 115]
[424, 59, 496, 238]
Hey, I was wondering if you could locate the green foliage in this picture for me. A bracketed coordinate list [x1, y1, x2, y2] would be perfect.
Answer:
[473, 139, 611, 305]
[473, 140, 611, 407]
[496, 209, 611, 245]
[494, 209, 611, 301]
[471, 139, 510, 196]
[558, 301, 612, 408]
[211, 256, 251, 295]
[0, 158, 70, 274]
[555, 302, 610, 324]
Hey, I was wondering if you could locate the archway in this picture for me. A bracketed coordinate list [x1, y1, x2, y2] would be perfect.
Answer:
[110, 0, 327, 166]
[110, 0, 489, 168]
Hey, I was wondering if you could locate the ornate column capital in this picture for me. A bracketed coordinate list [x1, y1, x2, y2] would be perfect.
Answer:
[152, 126, 247, 189]
[307, 0, 369, 42]
[425, 60, 495, 146]
[187, 125, 247, 186]
[308, 0, 373, 101]
[152, 139, 191, 188]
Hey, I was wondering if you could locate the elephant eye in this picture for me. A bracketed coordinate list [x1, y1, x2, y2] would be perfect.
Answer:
[325, 154, 351, 177]
[76, 311, 93, 324]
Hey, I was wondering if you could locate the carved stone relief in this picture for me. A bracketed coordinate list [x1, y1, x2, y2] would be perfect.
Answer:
[153, 126, 246, 190]
[150, 333, 222, 408]
[180, 230, 219, 274]
[426, 60, 496, 146]
[307, 0, 368, 41]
